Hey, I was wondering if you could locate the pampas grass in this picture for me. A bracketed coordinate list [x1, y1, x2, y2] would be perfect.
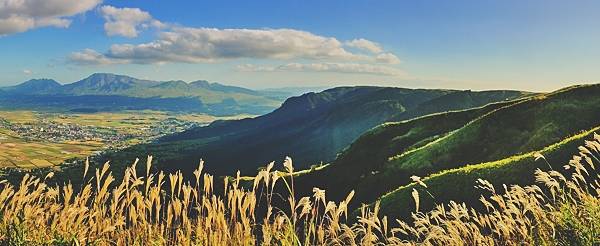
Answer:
[1, 133, 600, 245]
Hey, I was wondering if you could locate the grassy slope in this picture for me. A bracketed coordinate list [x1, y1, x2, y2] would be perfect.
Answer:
[354, 84, 600, 205]
[290, 84, 600, 218]
[393, 90, 532, 121]
[290, 99, 523, 206]
[371, 125, 600, 223]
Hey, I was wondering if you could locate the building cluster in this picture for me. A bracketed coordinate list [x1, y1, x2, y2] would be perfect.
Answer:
[0, 114, 203, 149]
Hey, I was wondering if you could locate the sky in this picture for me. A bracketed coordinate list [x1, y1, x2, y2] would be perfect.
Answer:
[1, 1, 599, 92]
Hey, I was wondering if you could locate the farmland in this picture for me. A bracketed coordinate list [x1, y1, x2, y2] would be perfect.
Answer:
[0, 109, 250, 169]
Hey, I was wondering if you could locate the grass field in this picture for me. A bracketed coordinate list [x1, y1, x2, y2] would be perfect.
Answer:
[0, 109, 252, 169]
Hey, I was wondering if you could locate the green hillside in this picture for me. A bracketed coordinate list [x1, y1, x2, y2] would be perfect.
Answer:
[291, 83, 600, 217]
[373, 84, 600, 200]
[371, 125, 600, 223]
[392, 90, 532, 121]
[290, 99, 525, 204]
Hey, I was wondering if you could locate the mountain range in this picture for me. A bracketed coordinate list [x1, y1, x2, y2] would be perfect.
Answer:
[0, 73, 289, 115]
[94, 86, 528, 177]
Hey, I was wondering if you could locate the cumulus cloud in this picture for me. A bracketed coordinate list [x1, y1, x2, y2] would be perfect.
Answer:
[345, 38, 383, 53]
[21, 69, 34, 74]
[100, 5, 164, 38]
[66, 48, 129, 66]
[234, 63, 408, 77]
[0, 0, 102, 35]
[66, 27, 404, 66]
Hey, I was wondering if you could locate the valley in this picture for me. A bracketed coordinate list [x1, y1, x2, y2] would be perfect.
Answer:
[0, 108, 251, 170]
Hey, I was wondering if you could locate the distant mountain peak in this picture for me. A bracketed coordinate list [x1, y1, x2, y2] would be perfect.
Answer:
[190, 80, 211, 89]
[152, 80, 193, 90]
[3, 78, 61, 94]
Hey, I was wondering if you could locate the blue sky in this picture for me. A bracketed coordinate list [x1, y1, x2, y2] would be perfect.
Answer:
[1, 1, 599, 92]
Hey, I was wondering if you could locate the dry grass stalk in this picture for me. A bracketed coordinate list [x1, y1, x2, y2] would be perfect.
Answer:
[1, 137, 600, 245]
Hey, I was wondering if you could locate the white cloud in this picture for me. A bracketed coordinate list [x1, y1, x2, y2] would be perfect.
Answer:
[66, 27, 404, 66]
[234, 63, 409, 77]
[345, 38, 383, 53]
[0, 0, 102, 35]
[375, 53, 402, 64]
[0, 14, 35, 34]
[66, 48, 129, 66]
[100, 5, 163, 38]
[36, 17, 70, 28]
[21, 69, 33, 74]
[234, 64, 276, 72]
[149, 19, 167, 29]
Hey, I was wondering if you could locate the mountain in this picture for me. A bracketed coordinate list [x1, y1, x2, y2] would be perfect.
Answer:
[191, 80, 255, 95]
[259, 86, 331, 97]
[61, 73, 159, 95]
[189, 81, 293, 101]
[96, 87, 526, 177]
[58, 73, 278, 104]
[286, 83, 600, 221]
[2, 78, 62, 94]
[152, 80, 194, 91]
[1, 73, 285, 115]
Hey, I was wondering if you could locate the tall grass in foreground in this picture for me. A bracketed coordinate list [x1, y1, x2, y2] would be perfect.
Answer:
[1, 134, 600, 245]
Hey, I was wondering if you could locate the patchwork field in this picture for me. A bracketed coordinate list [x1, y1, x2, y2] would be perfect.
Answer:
[0, 109, 251, 169]
[0, 131, 104, 169]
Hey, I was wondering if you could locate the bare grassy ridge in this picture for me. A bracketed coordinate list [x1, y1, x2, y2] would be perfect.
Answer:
[2, 135, 600, 245]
